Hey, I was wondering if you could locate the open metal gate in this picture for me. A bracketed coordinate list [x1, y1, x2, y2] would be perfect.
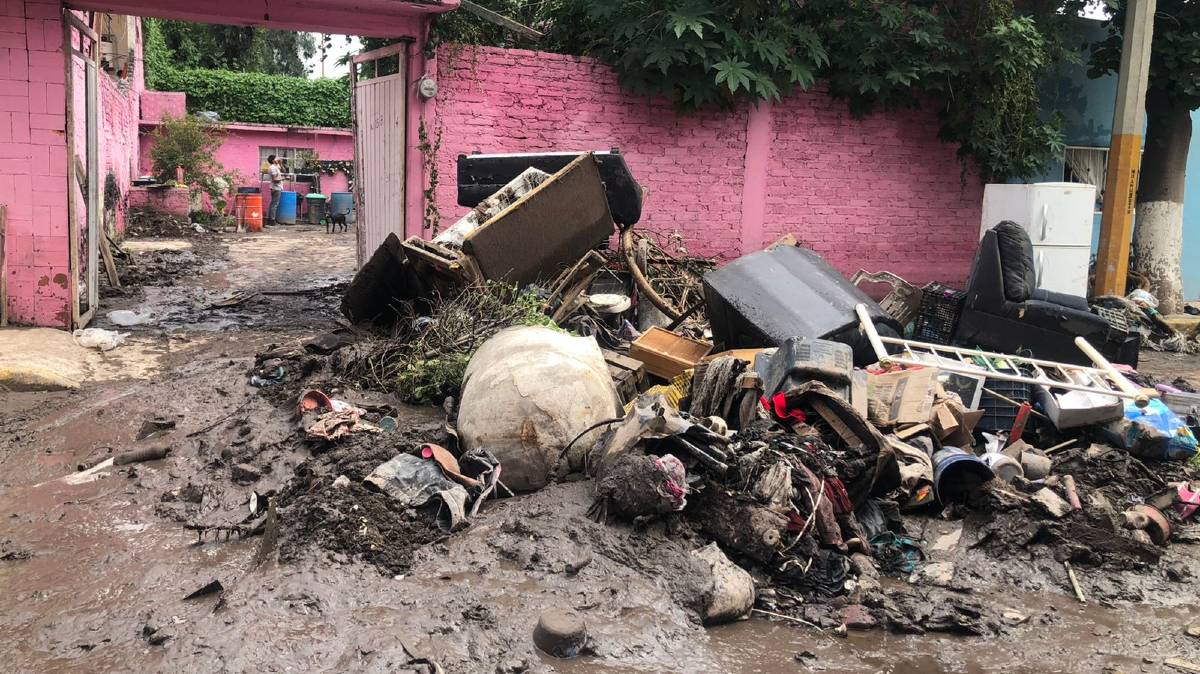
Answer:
[350, 43, 408, 266]
[64, 12, 101, 327]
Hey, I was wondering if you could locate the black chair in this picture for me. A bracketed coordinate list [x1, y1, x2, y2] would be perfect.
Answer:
[954, 221, 1138, 366]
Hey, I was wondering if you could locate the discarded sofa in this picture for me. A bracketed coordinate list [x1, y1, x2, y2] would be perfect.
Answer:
[341, 153, 617, 326]
[457, 149, 643, 226]
[703, 245, 902, 366]
[954, 222, 1138, 365]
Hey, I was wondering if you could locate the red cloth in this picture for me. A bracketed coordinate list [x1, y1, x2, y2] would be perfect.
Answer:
[763, 393, 806, 424]
[824, 477, 854, 515]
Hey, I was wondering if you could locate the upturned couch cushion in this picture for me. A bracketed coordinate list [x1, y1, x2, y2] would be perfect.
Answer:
[993, 221, 1036, 302]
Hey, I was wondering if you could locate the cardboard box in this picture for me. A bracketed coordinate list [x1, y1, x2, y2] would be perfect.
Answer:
[867, 367, 939, 427]
[929, 396, 984, 447]
[629, 326, 712, 380]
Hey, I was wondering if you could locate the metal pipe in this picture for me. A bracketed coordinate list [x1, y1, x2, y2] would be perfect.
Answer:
[855, 303, 890, 365]
[1073, 336, 1150, 407]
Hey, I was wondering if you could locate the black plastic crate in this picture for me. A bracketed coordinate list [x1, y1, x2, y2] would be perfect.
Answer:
[1093, 304, 1131, 334]
[912, 283, 967, 344]
[976, 376, 1036, 433]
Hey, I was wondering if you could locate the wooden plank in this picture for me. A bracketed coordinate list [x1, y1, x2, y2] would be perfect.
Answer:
[351, 40, 410, 65]
[64, 16, 80, 329]
[460, 0, 543, 41]
[100, 234, 120, 289]
[0, 204, 7, 326]
[74, 155, 87, 192]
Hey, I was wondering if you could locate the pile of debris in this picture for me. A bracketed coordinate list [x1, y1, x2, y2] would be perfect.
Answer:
[271, 152, 1200, 648]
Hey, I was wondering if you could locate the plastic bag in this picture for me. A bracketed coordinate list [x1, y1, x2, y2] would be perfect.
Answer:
[1111, 399, 1198, 461]
[73, 328, 127, 351]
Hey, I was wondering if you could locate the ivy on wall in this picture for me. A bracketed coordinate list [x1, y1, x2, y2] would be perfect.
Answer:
[314, 160, 354, 181]
[149, 68, 351, 128]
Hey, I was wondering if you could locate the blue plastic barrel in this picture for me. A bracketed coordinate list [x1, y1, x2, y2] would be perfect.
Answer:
[330, 192, 354, 221]
[276, 190, 298, 225]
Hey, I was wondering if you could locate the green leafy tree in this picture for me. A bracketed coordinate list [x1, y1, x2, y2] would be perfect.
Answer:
[151, 69, 350, 127]
[550, 1, 828, 108]
[1092, 0, 1199, 313]
[547, 0, 1069, 182]
[144, 18, 316, 80]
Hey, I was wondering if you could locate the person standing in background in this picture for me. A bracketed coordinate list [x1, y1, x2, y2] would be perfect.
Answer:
[267, 154, 283, 225]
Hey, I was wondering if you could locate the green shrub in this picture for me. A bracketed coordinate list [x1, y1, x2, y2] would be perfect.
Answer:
[151, 68, 351, 128]
[149, 114, 237, 206]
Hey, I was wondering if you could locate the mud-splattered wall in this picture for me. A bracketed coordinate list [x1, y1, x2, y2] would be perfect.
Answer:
[431, 46, 984, 287]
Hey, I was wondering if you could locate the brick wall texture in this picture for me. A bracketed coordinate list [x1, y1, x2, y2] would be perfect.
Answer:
[1, 0, 71, 327]
[433, 46, 984, 286]
[0, 4, 141, 327]
[100, 23, 144, 236]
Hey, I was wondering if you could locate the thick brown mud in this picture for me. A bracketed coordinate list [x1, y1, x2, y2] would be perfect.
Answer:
[1, 226, 1198, 673]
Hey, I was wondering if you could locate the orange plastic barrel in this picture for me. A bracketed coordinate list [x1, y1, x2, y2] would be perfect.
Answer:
[237, 194, 263, 232]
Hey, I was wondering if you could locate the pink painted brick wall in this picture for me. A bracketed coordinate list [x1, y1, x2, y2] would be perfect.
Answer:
[432, 47, 748, 259]
[138, 90, 184, 124]
[100, 17, 144, 235]
[1, 0, 71, 327]
[432, 46, 983, 287]
[761, 89, 983, 286]
[127, 184, 190, 217]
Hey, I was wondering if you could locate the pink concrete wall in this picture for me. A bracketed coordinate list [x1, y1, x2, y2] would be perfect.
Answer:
[138, 122, 353, 197]
[1, 0, 71, 327]
[139, 90, 183, 123]
[126, 184, 189, 217]
[431, 46, 984, 287]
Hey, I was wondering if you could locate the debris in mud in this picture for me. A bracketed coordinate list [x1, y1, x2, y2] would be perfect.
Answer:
[532, 608, 590, 659]
[182, 579, 224, 600]
[340, 284, 563, 405]
[113, 446, 171, 465]
[124, 207, 204, 238]
[0, 540, 32, 562]
[278, 477, 444, 576]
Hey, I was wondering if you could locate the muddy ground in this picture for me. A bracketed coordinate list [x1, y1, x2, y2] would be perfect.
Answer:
[1, 224, 1198, 673]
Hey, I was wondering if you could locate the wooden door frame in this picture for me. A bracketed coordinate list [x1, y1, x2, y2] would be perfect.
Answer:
[63, 10, 101, 329]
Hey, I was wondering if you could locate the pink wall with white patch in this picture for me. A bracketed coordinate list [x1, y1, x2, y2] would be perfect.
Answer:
[430, 46, 984, 287]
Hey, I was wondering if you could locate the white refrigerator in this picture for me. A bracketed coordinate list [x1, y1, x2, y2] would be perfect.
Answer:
[980, 182, 1097, 297]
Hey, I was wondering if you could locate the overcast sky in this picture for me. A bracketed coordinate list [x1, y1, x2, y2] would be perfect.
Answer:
[305, 34, 362, 79]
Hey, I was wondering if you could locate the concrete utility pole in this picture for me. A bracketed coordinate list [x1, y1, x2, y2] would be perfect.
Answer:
[1093, 0, 1156, 297]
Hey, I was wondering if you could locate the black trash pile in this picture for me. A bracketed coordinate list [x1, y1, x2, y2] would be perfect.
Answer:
[575, 329, 1200, 635]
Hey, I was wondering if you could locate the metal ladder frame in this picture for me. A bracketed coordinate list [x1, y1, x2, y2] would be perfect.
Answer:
[854, 304, 1154, 407]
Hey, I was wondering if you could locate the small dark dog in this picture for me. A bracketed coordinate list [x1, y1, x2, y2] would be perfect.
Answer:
[327, 211, 349, 234]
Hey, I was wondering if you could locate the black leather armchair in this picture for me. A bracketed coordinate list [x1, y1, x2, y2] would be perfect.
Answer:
[953, 222, 1138, 365]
